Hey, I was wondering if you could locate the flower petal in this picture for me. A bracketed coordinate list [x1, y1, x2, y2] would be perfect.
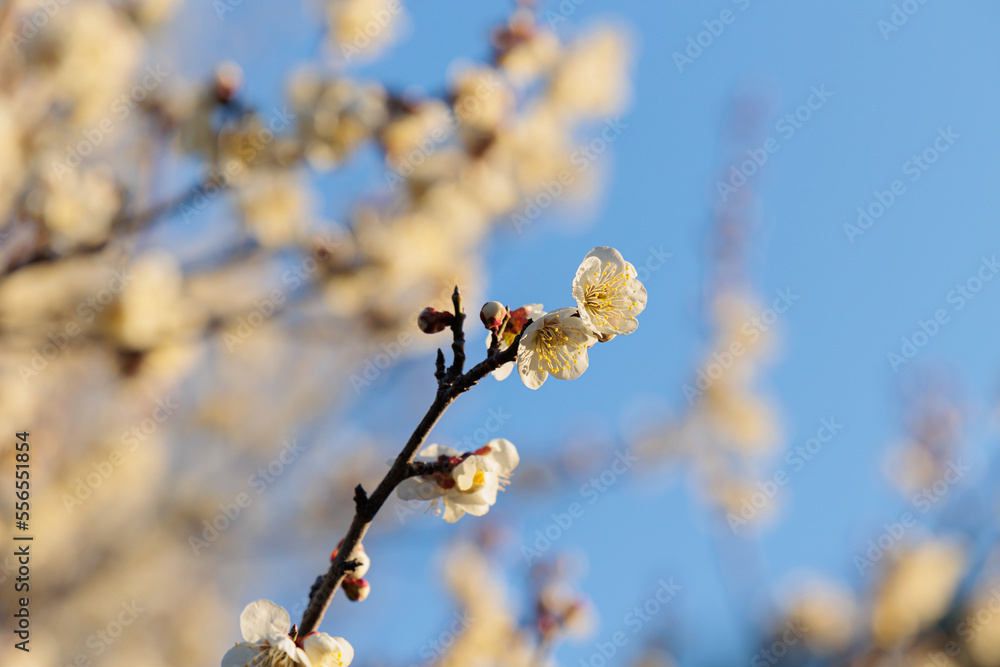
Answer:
[440, 502, 466, 523]
[221, 643, 259, 667]
[573, 248, 645, 335]
[491, 361, 514, 381]
[517, 350, 548, 389]
[396, 478, 445, 501]
[303, 633, 355, 667]
[240, 599, 290, 643]
[453, 457, 479, 491]
[416, 443, 458, 460]
[484, 438, 519, 473]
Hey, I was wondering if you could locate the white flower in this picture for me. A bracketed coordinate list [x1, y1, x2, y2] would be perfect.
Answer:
[571, 246, 647, 336]
[301, 633, 355, 667]
[487, 303, 545, 380]
[221, 600, 353, 667]
[396, 440, 519, 523]
[516, 307, 597, 390]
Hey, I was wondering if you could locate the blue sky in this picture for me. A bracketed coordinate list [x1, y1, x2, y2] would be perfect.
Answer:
[186, 1, 1000, 664]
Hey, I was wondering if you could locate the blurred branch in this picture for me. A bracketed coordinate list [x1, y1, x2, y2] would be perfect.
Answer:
[113, 173, 229, 236]
[1, 174, 229, 277]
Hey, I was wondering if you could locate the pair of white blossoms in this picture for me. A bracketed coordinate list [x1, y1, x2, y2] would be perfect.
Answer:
[398, 247, 647, 523]
[498, 245, 648, 389]
[222, 599, 354, 667]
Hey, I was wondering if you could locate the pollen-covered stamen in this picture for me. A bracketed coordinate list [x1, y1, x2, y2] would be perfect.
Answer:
[251, 645, 298, 667]
[534, 321, 587, 374]
[582, 261, 638, 330]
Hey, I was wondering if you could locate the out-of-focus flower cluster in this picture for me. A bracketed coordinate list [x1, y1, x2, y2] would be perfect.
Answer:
[409, 543, 597, 667]
[0, 1, 633, 665]
[619, 95, 1000, 667]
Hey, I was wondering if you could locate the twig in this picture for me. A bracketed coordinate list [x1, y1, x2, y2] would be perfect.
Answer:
[298, 290, 522, 636]
[447, 286, 466, 381]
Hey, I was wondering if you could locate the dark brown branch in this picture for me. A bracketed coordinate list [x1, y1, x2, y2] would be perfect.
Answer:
[434, 349, 446, 387]
[405, 453, 472, 479]
[447, 286, 466, 381]
[298, 307, 521, 636]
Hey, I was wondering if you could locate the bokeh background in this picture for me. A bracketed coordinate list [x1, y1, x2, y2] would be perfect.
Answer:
[2, 0, 1000, 665]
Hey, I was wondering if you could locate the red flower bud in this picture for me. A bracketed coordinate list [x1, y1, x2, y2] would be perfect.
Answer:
[417, 307, 455, 334]
[342, 577, 370, 602]
[480, 301, 508, 331]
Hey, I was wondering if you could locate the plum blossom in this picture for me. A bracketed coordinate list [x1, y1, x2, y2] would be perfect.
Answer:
[221, 600, 353, 667]
[515, 307, 597, 390]
[396, 439, 519, 522]
[571, 246, 647, 336]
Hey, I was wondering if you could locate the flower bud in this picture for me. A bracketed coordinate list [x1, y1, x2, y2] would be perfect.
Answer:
[418, 307, 455, 334]
[480, 301, 508, 331]
[330, 540, 369, 578]
[342, 577, 371, 602]
[596, 332, 616, 343]
[347, 548, 370, 578]
[214, 61, 243, 103]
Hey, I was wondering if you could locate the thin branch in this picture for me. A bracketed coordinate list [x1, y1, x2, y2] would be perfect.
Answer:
[298, 304, 521, 636]
[434, 349, 446, 388]
[1, 175, 229, 277]
[405, 453, 472, 479]
[447, 286, 465, 381]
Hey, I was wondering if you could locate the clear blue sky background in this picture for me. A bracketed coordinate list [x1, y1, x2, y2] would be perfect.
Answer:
[180, 1, 1000, 664]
